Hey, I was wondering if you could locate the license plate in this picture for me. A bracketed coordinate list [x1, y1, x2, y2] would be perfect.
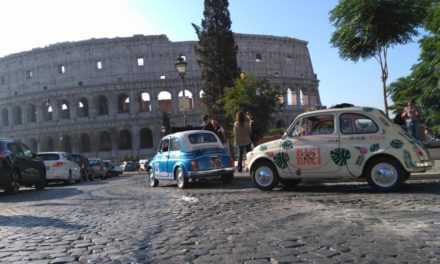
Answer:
[210, 157, 222, 169]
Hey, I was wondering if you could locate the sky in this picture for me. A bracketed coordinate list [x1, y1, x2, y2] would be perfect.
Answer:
[0, 0, 425, 112]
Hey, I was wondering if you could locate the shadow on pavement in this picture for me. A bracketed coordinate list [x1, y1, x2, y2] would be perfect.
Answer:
[0, 187, 83, 203]
[0, 215, 87, 229]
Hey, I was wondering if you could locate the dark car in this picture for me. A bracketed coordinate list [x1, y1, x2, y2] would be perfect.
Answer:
[71, 153, 90, 181]
[103, 160, 123, 177]
[0, 139, 46, 194]
[88, 158, 107, 179]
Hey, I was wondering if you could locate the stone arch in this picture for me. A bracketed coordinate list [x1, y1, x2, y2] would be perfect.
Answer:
[97, 95, 109, 116]
[99, 131, 112, 151]
[199, 90, 207, 110]
[118, 93, 130, 113]
[79, 133, 91, 153]
[157, 91, 172, 112]
[178, 89, 193, 111]
[28, 138, 38, 152]
[59, 99, 70, 119]
[286, 88, 295, 106]
[27, 104, 37, 123]
[77, 97, 89, 117]
[42, 101, 53, 121]
[61, 134, 72, 152]
[12, 105, 22, 125]
[140, 127, 153, 149]
[118, 129, 132, 150]
[43, 136, 54, 151]
[1, 108, 9, 126]
[139, 92, 151, 112]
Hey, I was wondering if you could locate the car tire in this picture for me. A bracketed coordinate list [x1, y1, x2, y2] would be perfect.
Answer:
[221, 173, 234, 184]
[64, 171, 73, 185]
[251, 161, 279, 191]
[4, 169, 20, 194]
[35, 170, 46, 190]
[364, 157, 406, 192]
[279, 178, 302, 187]
[176, 167, 188, 189]
[148, 168, 158, 187]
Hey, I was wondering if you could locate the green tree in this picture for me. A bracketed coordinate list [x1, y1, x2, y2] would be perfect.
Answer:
[220, 74, 283, 136]
[329, 0, 430, 116]
[192, 0, 239, 117]
[388, 2, 440, 134]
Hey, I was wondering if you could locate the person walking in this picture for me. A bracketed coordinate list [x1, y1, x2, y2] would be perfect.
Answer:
[200, 114, 209, 128]
[402, 99, 422, 140]
[233, 111, 251, 172]
[247, 111, 261, 148]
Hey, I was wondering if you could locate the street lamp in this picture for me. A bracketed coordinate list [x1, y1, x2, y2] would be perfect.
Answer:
[175, 56, 187, 127]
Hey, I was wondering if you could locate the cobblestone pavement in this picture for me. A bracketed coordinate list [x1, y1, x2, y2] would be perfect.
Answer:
[1, 174, 440, 264]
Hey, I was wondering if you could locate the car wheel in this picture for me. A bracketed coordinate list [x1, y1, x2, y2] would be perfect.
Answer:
[279, 178, 301, 187]
[175, 167, 188, 189]
[364, 157, 406, 192]
[64, 171, 73, 185]
[4, 169, 20, 194]
[221, 173, 234, 184]
[252, 161, 279, 191]
[35, 170, 46, 190]
[148, 168, 158, 187]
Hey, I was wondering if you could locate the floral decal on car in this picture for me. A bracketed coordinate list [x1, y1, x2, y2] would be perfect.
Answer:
[259, 145, 268, 151]
[281, 140, 293, 150]
[273, 152, 289, 169]
[403, 149, 412, 168]
[331, 148, 351, 166]
[390, 139, 404, 149]
[369, 143, 380, 152]
[354, 147, 368, 166]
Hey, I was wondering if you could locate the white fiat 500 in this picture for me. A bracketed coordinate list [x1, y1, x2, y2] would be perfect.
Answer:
[246, 106, 433, 192]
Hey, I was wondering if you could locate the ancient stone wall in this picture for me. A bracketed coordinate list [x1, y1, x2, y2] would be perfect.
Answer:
[0, 34, 320, 160]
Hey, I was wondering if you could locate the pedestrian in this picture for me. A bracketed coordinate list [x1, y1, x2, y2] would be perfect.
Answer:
[233, 111, 251, 172]
[203, 115, 226, 144]
[200, 114, 209, 128]
[246, 111, 261, 147]
[402, 99, 422, 140]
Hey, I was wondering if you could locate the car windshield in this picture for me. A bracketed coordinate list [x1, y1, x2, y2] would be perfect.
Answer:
[37, 153, 60, 161]
[187, 133, 218, 144]
[89, 160, 101, 165]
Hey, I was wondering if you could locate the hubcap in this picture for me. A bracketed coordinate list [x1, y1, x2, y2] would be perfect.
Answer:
[177, 170, 184, 188]
[371, 163, 397, 188]
[254, 166, 274, 187]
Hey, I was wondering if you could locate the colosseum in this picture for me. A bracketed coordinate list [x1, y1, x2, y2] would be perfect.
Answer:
[0, 33, 321, 160]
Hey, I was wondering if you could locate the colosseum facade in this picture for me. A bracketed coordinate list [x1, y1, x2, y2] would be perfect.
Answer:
[0, 33, 321, 160]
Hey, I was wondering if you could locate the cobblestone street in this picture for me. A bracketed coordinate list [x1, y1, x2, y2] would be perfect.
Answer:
[1, 173, 440, 263]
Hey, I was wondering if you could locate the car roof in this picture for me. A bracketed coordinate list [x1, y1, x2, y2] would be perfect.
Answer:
[162, 130, 223, 150]
[298, 106, 383, 117]
[37, 151, 68, 154]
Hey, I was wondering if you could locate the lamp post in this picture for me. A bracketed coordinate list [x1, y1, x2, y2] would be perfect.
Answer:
[175, 56, 187, 127]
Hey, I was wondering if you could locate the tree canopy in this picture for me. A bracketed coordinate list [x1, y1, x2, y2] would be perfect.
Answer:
[220, 74, 283, 136]
[388, 2, 440, 135]
[329, 0, 430, 116]
[192, 0, 239, 117]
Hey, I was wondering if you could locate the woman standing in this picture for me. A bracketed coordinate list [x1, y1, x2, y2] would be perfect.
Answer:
[233, 111, 251, 172]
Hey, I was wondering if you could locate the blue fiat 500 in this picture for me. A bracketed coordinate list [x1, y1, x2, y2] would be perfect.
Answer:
[147, 130, 235, 188]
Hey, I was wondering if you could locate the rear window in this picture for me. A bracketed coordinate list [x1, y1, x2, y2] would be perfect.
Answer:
[187, 133, 218, 144]
[37, 154, 60, 161]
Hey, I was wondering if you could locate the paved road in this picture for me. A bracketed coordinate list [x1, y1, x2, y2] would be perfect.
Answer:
[1, 173, 440, 264]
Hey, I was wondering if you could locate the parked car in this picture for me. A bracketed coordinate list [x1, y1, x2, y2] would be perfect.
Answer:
[246, 105, 433, 192]
[139, 159, 149, 171]
[71, 153, 90, 181]
[88, 158, 108, 179]
[123, 161, 140, 172]
[37, 152, 81, 185]
[103, 160, 123, 177]
[147, 130, 235, 188]
[0, 139, 46, 194]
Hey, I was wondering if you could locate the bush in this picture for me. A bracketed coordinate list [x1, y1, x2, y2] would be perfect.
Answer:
[267, 127, 287, 136]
